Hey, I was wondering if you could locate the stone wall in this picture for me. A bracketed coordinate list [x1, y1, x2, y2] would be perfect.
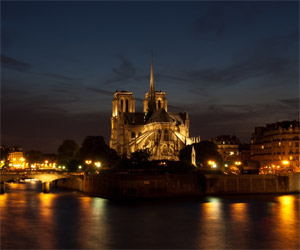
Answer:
[55, 173, 299, 198]
[82, 172, 204, 199]
[55, 177, 83, 191]
[205, 174, 290, 194]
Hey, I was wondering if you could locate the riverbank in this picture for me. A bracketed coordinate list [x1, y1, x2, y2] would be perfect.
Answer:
[55, 172, 300, 199]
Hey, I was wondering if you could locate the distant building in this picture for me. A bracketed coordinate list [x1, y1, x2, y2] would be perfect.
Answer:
[110, 58, 191, 161]
[8, 149, 25, 169]
[210, 135, 240, 162]
[250, 120, 300, 172]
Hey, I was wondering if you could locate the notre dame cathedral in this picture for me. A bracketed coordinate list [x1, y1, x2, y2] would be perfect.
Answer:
[110, 58, 191, 161]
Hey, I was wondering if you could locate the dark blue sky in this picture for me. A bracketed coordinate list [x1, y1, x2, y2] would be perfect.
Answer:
[1, 1, 299, 153]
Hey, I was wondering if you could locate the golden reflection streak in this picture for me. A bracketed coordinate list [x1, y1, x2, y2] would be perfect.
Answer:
[230, 203, 248, 223]
[198, 198, 226, 249]
[276, 196, 297, 237]
[77, 197, 109, 249]
[37, 193, 56, 249]
[270, 195, 299, 249]
[0, 193, 8, 215]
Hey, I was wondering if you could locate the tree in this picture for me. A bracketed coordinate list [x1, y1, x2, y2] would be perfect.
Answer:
[180, 141, 223, 169]
[57, 140, 79, 166]
[25, 150, 44, 166]
[77, 136, 119, 168]
[130, 149, 150, 163]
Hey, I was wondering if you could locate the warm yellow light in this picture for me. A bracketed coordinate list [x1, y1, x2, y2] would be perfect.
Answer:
[78, 165, 82, 169]
[229, 151, 234, 155]
[85, 160, 92, 165]
[45, 160, 48, 164]
[94, 162, 101, 168]
[235, 161, 241, 166]
[208, 160, 215, 165]
[282, 160, 289, 165]
[20, 157, 25, 162]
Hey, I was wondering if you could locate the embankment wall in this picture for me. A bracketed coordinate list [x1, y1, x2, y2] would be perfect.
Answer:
[55, 172, 299, 198]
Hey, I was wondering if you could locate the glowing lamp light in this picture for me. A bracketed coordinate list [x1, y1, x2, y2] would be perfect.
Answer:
[235, 161, 241, 166]
[94, 162, 101, 168]
[282, 160, 289, 165]
[78, 165, 82, 169]
[85, 160, 92, 165]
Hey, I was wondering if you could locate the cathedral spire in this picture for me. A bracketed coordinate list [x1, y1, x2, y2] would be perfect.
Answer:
[148, 56, 156, 112]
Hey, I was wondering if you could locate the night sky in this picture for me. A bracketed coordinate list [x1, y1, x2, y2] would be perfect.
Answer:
[1, 1, 299, 153]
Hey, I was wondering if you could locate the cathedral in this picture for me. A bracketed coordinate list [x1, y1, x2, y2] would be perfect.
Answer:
[110, 58, 191, 161]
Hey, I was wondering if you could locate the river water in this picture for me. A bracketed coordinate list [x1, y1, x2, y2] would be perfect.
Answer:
[0, 182, 299, 249]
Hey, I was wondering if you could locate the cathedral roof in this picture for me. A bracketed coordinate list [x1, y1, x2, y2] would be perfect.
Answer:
[123, 112, 145, 125]
[122, 109, 188, 126]
[147, 109, 174, 123]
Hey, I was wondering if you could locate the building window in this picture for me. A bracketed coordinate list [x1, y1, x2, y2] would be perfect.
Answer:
[279, 142, 281, 146]
[126, 99, 129, 112]
[163, 145, 168, 154]
[158, 100, 161, 109]
[290, 156, 293, 160]
[120, 100, 124, 112]
[163, 129, 169, 141]
[131, 132, 136, 138]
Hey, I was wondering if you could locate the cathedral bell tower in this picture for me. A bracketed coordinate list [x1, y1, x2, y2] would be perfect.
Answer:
[143, 57, 168, 113]
[110, 91, 135, 154]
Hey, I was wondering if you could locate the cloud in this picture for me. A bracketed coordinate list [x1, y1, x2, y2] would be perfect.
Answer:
[280, 97, 299, 108]
[1, 54, 31, 72]
[148, 32, 298, 92]
[104, 55, 136, 84]
[38, 72, 76, 81]
[87, 87, 115, 96]
[192, 2, 258, 37]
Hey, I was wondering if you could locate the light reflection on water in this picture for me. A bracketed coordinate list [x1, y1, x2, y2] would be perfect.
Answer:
[0, 182, 299, 249]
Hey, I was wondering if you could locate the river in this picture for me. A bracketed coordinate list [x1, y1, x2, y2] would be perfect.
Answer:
[0, 182, 299, 249]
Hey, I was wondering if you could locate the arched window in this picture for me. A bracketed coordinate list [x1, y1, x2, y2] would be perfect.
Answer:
[120, 100, 124, 112]
[163, 145, 168, 154]
[164, 129, 169, 141]
[158, 100, 161, 109]
[126, 99, 129, 112]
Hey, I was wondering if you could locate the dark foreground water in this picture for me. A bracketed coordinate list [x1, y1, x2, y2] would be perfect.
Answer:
[0, 182, 299, 249]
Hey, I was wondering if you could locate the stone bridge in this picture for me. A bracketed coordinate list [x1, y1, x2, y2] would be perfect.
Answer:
[0, 170, 85, 193]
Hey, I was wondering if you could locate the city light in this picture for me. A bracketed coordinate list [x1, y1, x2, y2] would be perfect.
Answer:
[85, 160, 92, 165]
[208, 160, 217, 168]
[94, 162, 101, 168]
[282, 160, 289, 165]
[78, 165, 82, 169]
[235, 161, 242, 166]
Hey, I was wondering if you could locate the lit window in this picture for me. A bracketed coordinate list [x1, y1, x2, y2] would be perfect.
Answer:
[261, 145, 264, 149]
[279, 142, 281, 146]
[290, 156, 293, 160]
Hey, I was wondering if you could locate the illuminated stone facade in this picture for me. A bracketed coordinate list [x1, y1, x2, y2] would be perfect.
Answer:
[110, 58, 190, 161]
[250, 120, 300, 172]
[211, 135, 240, 162]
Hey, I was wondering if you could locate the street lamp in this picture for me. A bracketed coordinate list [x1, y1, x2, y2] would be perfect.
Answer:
[94, 162, 101, 168]
[282, 160, 289, 165]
